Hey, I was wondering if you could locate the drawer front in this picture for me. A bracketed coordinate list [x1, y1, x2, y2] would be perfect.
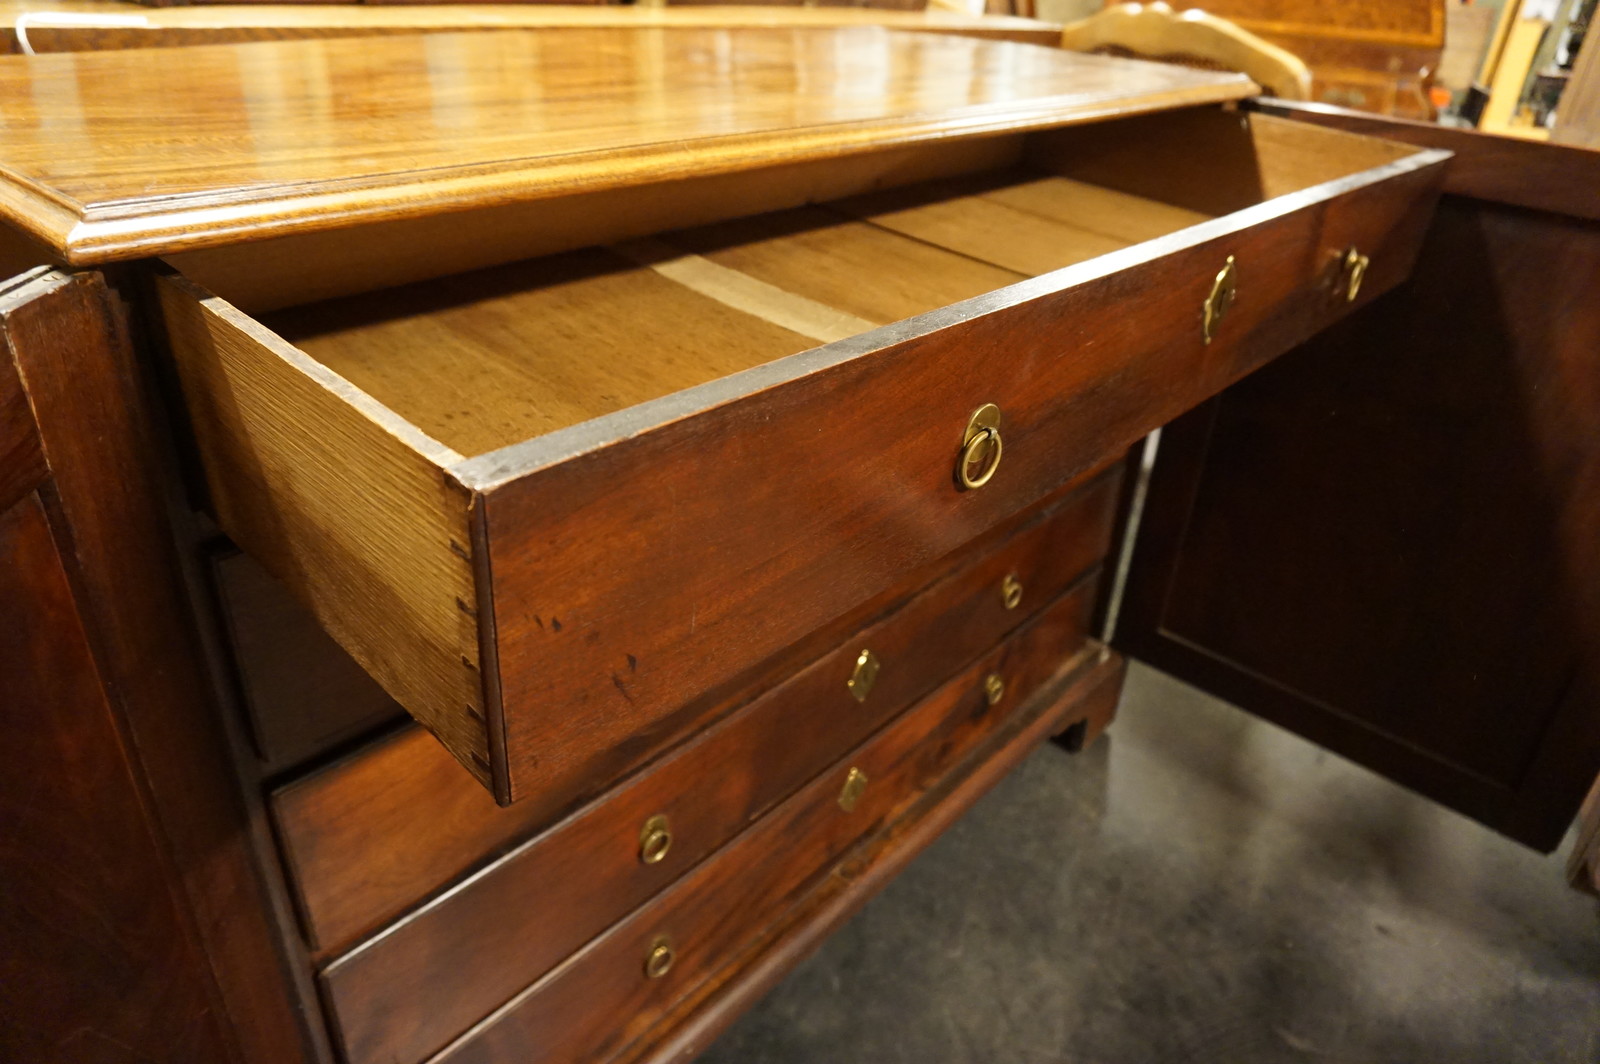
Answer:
[331, 583, 1101, 1064]
[157, 112, 1448, 808]
[277, 473, 1116, 960]
[308, 509, 1110, 1064]
[477, 146, 1445, 806]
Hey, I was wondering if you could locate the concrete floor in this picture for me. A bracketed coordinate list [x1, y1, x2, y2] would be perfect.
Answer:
[699, 663, 1600, 1064]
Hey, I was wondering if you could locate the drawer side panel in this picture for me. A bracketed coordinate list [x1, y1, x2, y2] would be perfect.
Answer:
[156, 274, 494, 787]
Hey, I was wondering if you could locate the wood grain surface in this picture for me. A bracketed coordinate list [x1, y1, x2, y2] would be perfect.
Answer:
[0, 27, 1253, 262]
[0, 493, 233, 1064]
[615, 646, 1125, 1064]
[0, 287, 42, 511]
[1249, 98, 1600, 222]
[161, 110, 1444, 805]
[470, 122, 1445, 805]
[157, 272, 493, 790]
[325, 575, 1100, 1064]
[1118, 150, 1600, 850]
[277, 473, 1117, 959]
[1159, 0, 1444, 119]
[3, 270, 315, 1056]
[431, 589, 1103, 1064]
[211, 549, 402, 772]
[0, 1, 1063, 54]
[169, 137, 1024, 315]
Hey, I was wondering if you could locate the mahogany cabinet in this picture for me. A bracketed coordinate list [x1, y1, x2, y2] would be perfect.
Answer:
[0, 28, 1593, 1064]
[1162, 0, 1446, 119]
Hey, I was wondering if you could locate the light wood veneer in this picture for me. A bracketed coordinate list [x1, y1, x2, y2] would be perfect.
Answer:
[0, 28, 1254, 262]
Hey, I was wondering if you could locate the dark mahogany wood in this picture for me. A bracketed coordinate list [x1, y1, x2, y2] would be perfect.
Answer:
[1167, 0, 1444, 119]
[212, 548, 402, 772]
[428, 590, 1109, 1064]
[0, 336, 42, 511]
[474, 137, 1446, 806]
[0, 268, 314, 1063]
[619, 647, 1124, 1064]
[0, 491, 233, 1063]
[1118, 121, 1600, 851]
[288, 469, 1115, 964]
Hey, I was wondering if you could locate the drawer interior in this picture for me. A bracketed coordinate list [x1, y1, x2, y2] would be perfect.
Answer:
[160, 103, 1439, 803]
[254, 108, 1418, 459]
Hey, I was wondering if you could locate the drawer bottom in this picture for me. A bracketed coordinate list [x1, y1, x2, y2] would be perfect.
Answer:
[430, 606, 1124, 1064]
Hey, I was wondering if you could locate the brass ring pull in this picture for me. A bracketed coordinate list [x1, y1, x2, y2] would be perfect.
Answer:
[645, 936, 675, 979]
[639, 815, 672, 865]
[960, 429, 1002, 489]
[1000, 574, 1023, 611]
[957, 404, 1004, 490]
[983, 673, 1006, 707]
[1342, 247, 1370, 303]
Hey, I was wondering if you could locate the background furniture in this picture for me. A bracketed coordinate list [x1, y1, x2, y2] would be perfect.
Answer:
[0, 1, 1061, 52]
[1152, 0, 1445, 118]
[1059, 2, 1311, 100]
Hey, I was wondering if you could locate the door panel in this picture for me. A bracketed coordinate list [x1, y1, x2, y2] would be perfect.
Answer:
[1116, 112, 1600, 851]
[0, 267, 315, 1062]
[0, 489, 232, 1061]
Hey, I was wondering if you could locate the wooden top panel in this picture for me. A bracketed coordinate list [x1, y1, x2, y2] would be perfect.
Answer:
[0, 1, 1064, 52]
[0, 27, 1254, 262]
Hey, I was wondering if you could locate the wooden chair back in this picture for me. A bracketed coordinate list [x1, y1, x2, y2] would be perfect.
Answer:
[1060, 2, 1312, 100]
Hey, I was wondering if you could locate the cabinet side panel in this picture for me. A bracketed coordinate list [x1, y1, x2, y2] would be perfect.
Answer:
[155, 273, 493, 791]
[0, 493, 235, 1063]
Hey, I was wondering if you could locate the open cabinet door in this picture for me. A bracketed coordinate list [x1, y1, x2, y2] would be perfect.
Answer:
[1113, 106, 1600, 852]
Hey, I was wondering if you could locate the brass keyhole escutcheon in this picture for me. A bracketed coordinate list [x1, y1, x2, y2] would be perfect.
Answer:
[957, 403, 1003, 490]
[847, 649, 880, 703]
[1203, 255, 1238, 345]
[645, 936, 675, 979]
[1342, 246, 1370, 303]
[983, 673, 1006, 707]
[838, 767, 869, 812]
[1000, 573, 1023, 611]
[639, 815, 672, 865]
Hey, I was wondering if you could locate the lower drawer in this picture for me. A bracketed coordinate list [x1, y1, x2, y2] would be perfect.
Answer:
[276, 471, 1118, 961]
[331, 584, 1105, 1064]
[456, 597, 1115, 1063]
[317, 571, 1104, 1064]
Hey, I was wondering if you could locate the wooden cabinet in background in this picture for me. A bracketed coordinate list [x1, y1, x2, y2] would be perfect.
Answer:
[1161, 0, 1446, 118]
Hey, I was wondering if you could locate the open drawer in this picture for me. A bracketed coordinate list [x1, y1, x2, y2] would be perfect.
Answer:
[156, 106, 1448, 804]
